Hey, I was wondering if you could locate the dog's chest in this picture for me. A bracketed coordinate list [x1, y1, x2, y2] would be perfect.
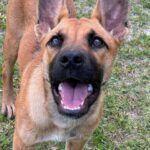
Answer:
[38, 128, 81, 143]
[40, 133, 66, 142]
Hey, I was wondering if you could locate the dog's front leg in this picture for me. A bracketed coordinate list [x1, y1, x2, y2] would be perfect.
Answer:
[13, 131, 33, 150]
[65, 138, 87, 150]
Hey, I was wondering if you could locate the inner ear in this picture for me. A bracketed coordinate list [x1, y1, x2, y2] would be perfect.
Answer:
[38, 0, 61, 28]
[91, 0, 129, 41]
[37, 0, 76, 29]
[34, 23, 51, 41]
[35, 0, 76, 41]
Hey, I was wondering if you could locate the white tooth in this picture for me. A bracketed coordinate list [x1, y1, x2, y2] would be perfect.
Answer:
[81, 101, 84, 106]
[64, 106, 67, 109]
[74, 107, 80, 110]
[61, 100, 64, 105]
[88, 84, 93, 92]
[58, 84, 62, 91]
[68, 107, 71, 110]
[63, 106, 81, 110]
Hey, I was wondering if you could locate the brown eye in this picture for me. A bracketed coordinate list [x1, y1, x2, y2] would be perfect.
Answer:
[48, 35, 64, 47]
[88, 31, 108, 50]
[91, 37, 106, 49]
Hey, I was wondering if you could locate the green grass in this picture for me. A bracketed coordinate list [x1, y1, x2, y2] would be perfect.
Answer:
[0, 0, 150, 149]
[0, 0, 7, 30]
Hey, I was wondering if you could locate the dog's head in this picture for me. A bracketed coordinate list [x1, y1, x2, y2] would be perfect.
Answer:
[35, 0, 129, 118]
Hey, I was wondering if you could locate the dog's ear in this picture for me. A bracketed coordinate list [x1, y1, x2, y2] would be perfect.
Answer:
[35, 0, 76, 40]
[92, 0, 129, 41]
[34, 22, 51, 41]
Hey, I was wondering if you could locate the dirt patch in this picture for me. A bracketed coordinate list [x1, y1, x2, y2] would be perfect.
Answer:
[126, 109, 140, 120]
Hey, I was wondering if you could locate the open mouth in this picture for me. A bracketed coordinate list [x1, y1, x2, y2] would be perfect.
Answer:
[50, 50, 103, 118]
[52, 78, 100, 118]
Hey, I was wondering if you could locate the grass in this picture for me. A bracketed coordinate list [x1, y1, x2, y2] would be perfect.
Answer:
[0, 0, 7, 30]
[0, 0, 150, 149]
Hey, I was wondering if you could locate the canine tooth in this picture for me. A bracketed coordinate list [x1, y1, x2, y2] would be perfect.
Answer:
[58, 84, 62, 91]
[61, 100, 64, 105]
[81, 101, 84, 106]
[64, 106, 67, 109]
[88, 84, 93, 92]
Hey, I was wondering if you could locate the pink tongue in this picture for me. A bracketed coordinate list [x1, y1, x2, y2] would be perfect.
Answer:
[60, 82, 88, 109]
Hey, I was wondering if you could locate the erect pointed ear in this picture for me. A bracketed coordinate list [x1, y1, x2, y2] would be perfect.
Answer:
[35, 0, 76, 41]
[57, 0, 76, 23]
[34, 23, 51, 41]
[92, 0, 129, 41]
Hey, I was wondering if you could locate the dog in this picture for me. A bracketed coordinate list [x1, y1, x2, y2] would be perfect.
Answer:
[1, 0, 129, 149]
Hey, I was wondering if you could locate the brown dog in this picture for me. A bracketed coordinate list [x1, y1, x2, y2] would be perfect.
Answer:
[1, 0, 129, 149]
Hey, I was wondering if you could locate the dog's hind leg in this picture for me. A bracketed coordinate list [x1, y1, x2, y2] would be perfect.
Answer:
[1, 1, 23, 119]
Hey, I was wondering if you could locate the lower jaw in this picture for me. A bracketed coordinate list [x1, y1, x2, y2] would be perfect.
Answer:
[57, 103, 92, 119]
[52, 85, 101, 118]
[58, 106, 89, 119]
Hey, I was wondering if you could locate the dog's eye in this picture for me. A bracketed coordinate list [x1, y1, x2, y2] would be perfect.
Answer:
[90, 37, 106, 49]
[48, 35, 63, 47]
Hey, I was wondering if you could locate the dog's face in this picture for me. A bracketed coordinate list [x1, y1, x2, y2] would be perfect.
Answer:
[39, 18, 118, 118]
[35, 0, 128, 119]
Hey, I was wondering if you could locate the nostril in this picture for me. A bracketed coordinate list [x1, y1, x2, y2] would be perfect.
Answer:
[59, 51, 85, 68]
[73, 56, 83, 64]
[60, 56, 69, 65]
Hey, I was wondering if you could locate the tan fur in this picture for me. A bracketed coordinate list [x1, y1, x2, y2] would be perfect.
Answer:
[1, 0, 75, 119]
[1, 0, 128, 149]
[13, 17, 115, 150]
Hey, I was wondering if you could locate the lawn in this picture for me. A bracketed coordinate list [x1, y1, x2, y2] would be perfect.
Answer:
[0, 0, 150, 149]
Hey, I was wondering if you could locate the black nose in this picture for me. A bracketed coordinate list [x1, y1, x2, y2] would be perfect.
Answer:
[59, 51, 84, 68]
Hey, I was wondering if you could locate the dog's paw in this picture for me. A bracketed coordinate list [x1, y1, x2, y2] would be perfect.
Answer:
[1, 100, 15, 120]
